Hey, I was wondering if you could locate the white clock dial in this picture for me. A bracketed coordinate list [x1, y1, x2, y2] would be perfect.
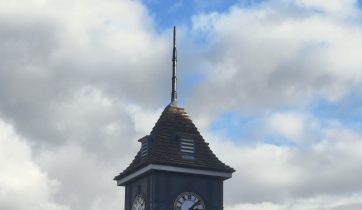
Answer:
[132, 195, 145, 210]
[174, 192, 205, 210]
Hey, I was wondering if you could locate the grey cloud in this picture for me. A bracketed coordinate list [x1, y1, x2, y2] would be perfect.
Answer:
[0, 10, 169, 147]
[333, 203, 362, 210]
[186, 2, 362, 122]
[0, 16, 65, 143]
[0, 1, 169, 210]
[208, 124, 362, 205]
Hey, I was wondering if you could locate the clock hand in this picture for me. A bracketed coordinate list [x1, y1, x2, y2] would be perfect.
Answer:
[189, 200, 201, 210]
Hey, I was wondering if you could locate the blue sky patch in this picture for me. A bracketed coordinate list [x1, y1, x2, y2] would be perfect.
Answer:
[209, 111, 260, 141]
[311, 90, 362, 131]
[358, 0, 362, 8]
[264, 135, 296, 147]
[142, 0, 264, 29]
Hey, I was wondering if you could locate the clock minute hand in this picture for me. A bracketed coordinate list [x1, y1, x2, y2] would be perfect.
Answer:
[189, 200, 201, 210]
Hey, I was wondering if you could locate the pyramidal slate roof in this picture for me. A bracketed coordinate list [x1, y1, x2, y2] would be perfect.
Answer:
[114, 104, 235, 181]
[114, 27, 234, 182]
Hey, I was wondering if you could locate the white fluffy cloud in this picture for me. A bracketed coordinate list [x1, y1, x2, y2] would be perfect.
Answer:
[294, 0, 357, 14]
[204, 114, 362, 208]
[35, 144, 125, 210]
[0, 120, 69, 210]
[188, 0, 362, 120]
[267, 112, 305, 142]
[225, 194, 362, 210]
[0, 0, 169, 140]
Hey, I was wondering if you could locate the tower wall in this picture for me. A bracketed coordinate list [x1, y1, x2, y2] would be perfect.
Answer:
[125, 171, 224, 210]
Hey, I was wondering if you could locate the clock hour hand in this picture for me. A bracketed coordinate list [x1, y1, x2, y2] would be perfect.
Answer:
[188, 200, 201, 210]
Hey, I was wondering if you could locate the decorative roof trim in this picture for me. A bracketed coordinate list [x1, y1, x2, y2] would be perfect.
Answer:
[116, 164, 232, 186]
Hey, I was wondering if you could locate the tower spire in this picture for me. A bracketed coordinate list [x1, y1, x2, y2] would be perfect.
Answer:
[171, 26, 177, 105]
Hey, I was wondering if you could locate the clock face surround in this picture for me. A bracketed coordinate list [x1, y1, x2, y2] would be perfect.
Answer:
[132, 195, 146, 210]
[174, 192, 205, 210]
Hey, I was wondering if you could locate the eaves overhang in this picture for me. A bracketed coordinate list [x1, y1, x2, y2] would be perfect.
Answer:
[116, 164, 232, 186]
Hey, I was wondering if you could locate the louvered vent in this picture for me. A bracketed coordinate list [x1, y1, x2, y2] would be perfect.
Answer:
[141, 141, 148, 158]
[180, 138, 195, 159]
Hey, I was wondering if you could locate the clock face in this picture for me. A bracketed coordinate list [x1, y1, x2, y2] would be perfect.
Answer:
[132, 195, 145, 210]
[174, 192, 205, 210]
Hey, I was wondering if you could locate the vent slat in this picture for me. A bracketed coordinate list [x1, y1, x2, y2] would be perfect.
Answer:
[181, 143, 194, 146]
[181, 147, 194, 151]
[180, 138, 194, 143]
[141, 142, 148, 158]
[181, 145, 194, 150]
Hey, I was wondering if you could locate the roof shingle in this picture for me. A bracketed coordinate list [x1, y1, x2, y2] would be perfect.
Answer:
[114, 105, 235, 181]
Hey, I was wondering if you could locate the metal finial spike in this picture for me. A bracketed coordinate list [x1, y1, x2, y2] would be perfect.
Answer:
[173, 26, 176, 48]
[171, 26, 177, 104]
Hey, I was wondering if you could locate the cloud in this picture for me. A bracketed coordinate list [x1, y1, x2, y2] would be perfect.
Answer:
[225, 194, 362, 210]
[35, 143, 125, 210]
[187, 0, 362, 121]
[294, 0, 357, 14]
[205, 116, 362, 205]
[0, 120, 69, 210]
[0, 0, 170, 146]
[267, 112, 305, 142]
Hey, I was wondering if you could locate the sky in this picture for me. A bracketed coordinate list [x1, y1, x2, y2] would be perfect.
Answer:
[1, 0, 362, 210]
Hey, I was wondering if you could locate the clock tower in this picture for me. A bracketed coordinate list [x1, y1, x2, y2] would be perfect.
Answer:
[114, 27, 235, 210]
